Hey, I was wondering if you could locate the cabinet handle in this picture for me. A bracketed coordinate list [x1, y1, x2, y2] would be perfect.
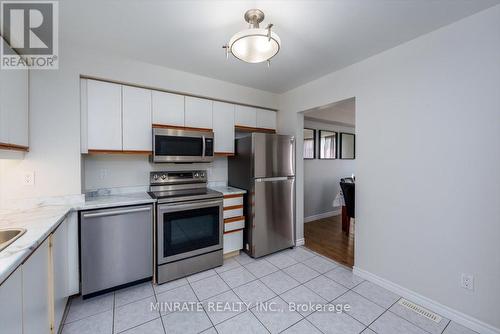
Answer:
[82, 207, 151, 218]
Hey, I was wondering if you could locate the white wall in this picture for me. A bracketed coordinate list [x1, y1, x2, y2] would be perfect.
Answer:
[83, 155, 228, 191]
[0, 46, 278, 207]
[279, 5, 500, 331]
[303, 120, 355, 220]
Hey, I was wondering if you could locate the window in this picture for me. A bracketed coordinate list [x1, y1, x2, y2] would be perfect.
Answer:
[319, 130, 337, 159]
[303, 128, 316, 159]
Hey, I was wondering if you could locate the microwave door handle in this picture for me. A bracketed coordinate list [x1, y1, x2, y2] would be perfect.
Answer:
[202, 135, 206, 158]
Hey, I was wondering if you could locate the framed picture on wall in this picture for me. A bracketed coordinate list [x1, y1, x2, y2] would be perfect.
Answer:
[339, 132, 355, 159]
[303, 128, 316, 159]
[319, 130, 337, 159]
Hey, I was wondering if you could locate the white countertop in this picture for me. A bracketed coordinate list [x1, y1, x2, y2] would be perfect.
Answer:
[0, 205, 71, 284]
[209, 186, 247, 196]
[0, 192, 156, 284]
[78, 192, 156, 211]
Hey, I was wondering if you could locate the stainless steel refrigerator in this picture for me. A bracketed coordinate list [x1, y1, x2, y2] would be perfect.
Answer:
[228, 133, 295, 258]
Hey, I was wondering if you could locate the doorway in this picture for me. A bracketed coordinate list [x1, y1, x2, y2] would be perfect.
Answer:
[301, 97, 356, 267]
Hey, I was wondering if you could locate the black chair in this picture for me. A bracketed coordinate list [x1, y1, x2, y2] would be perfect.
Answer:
[341, 177, 354, 183]
[340, 181, 355, 234]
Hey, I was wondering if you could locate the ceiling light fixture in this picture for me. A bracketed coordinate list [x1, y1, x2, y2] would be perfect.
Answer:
[223, 9, 281, 66]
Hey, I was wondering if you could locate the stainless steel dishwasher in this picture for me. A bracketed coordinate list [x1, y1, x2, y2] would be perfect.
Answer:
[80, 204, 153, 298]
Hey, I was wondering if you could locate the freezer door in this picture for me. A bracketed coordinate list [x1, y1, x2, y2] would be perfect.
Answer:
[251, 177, 295, 257]
[253, 133, 295, 178]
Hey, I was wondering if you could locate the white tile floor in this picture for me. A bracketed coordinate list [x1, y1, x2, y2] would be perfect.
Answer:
[61, 247, 478, 334]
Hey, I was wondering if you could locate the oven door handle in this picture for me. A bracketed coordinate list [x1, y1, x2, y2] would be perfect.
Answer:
[159, 199, 222, 212]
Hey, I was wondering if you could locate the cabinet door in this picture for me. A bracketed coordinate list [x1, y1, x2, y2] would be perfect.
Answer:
[66, 212, 79, 296]
[122, 86, 152, 151]
[152, 91, 184, 126]
[0, 37, 29, 147]
[213, 102, 234, 154]
[87, 80, 122, 150]
[256, 109, 276, 130]
[52, 218, 69, 333]
[0, 268, 23, 334]
[235, 105, 256, 128]
[23, 239, 50, 334]
[185, 96, 212, 129]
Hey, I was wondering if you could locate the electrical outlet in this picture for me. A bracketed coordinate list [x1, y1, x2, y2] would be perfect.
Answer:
[23, 171, 35, 186]
[461, 273, 474, 291]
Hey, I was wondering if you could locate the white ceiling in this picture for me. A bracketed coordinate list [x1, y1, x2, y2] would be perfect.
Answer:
[61, 0, 499, 93]
[305, 97, 355, 127]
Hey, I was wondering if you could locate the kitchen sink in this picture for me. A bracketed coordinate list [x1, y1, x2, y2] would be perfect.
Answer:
[0, 228, 26, 252]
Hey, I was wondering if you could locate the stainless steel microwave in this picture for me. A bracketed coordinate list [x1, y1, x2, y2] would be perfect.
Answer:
[152, 128, 214, 163]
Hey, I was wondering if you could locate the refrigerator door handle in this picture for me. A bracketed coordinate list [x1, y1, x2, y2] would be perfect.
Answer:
[255, 176, 293, 182]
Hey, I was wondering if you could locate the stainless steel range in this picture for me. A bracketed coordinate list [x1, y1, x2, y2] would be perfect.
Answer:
[149, 170, 223, 284]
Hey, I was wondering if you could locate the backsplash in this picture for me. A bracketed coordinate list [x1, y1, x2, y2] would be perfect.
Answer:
[82, 155, 228, 192]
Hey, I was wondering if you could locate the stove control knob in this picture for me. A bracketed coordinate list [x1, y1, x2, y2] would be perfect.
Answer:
[200, 172, 205, 178]
[194, 172, 199, 178]
[161, 174, 167, 180]
[153, 174, 159, 181]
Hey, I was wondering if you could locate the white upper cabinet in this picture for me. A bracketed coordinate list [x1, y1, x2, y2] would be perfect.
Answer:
[235, 105, 257, 128]
[23, 239, 50, 334]
[213, 102, 235, 154]
[0, 37, 29, 148]
[185, 96, 213, 129]
[256, 109, 277, 130]
[152, 91, 184, 126]
[86, 80, 122, 151]
[122, 86, 152, 151]
[0, 267, 23, 334]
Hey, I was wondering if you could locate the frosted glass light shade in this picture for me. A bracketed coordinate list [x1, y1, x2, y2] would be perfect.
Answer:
[229, 28, 281, 63]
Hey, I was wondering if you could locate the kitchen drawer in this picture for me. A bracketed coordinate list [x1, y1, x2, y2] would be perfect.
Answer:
[224, 216, 245, 232]
[223, 206, 243, 219]
[223, 195, 243, 207]
[223, 230, 243, 254]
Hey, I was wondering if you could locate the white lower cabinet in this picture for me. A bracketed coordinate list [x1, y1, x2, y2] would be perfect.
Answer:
[222, 193, 245, 254]
[0, 215, 75, 334]
[22, 238, 50, 334]
[224, 231, 244, 254]
[0, 267, 23, 334]
[52, 217, 70, 332]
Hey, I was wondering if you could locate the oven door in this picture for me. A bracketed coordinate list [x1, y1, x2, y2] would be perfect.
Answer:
[157, 198, 223, 264]
[153, 128, 214, 163]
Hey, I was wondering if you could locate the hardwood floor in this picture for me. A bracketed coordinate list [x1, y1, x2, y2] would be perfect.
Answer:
[304, 215, 354, 267]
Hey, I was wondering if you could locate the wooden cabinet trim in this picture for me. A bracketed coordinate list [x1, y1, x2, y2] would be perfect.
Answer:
[152, 123, 212, 132]
[224, 216, 245, 224]
[0, 142, 29, 152]
[223, 194, 243, 199]
[223, 205, 243, 211]
[215, 152, 234, 157]
[234, 125, 276, 134]
[87, 149, 152, 155]
[224, 228, 244, 235]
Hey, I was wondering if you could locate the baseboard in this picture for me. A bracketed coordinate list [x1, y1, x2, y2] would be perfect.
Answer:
[353, 267, 500, 334]
[304, 209, 341, 223]
[295, 238, 305, 246]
